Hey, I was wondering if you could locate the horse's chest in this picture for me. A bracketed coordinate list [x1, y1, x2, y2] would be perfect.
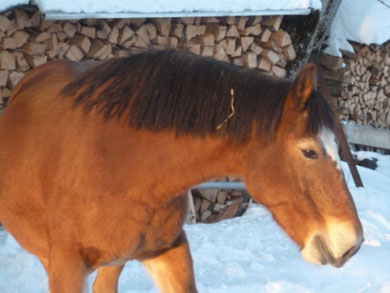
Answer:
[84, 194, 188, 266]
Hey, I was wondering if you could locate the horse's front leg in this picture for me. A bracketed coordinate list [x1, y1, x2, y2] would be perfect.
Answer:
[142, 231, 197, 293]
[92, 265, 124, 293]
[47, 245, 89, 293]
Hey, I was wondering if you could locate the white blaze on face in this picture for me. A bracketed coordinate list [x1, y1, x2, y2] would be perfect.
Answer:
[319, 128, 342, 170]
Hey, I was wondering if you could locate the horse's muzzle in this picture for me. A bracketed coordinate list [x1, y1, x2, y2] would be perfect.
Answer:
[312, 234, 363, 268]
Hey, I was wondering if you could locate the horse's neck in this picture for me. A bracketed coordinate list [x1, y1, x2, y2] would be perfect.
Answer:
[123, 130, 242, 202]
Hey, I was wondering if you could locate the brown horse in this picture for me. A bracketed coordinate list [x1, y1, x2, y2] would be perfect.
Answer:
[0, 50, 363, 293]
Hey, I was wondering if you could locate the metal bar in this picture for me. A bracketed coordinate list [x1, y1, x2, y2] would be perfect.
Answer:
[45, 9, 312, 20]
[192, 182, 246, 190]
[310, 55, 364, 187]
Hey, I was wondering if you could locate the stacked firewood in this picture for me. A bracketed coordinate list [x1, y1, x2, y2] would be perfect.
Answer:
[322, 42, 390, 129]
[0, 7, 297, 108]
[191, 177, 251, 223]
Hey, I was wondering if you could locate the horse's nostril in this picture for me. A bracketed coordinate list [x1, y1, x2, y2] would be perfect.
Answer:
[342, 245, 356, 259]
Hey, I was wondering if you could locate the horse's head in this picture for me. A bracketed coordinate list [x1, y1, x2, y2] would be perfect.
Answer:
[242, 64, 363, 267]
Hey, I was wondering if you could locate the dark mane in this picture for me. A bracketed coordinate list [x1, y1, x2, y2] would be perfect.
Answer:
[61, 50, 333, 142]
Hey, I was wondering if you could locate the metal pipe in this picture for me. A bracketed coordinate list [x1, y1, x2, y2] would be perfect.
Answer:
[192, 181, 246, 190]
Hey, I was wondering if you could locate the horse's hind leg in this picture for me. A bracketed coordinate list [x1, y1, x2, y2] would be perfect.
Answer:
[92, 265, 124, 293]
[142, 231, 197, 293]
[47, 245, 88, 293]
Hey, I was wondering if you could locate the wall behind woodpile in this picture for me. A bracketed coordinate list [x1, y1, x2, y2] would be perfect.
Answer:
[321, 42, 390, 130]
[0, 6, 297, 110]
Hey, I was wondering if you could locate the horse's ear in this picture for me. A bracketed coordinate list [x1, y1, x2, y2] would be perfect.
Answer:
[288, 63, 317, 111]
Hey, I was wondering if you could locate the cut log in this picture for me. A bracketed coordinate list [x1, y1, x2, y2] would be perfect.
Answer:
[202, 33, 215, 47]
[226, 16, 236, 25]
[24, 55, 47, 68]
[200, 199, 212, 213]
[201, 46, 214, 57]
[107, 25, 119, 44]
[80, 26, 96, 39]
[154, 19, 172, 36]
[231, 46, 242, 58]
[240, 36, 254, 52]
[226, 25, 239, 38]
[3, 37, 17, 49]
[13, 31, 29, 48]
[258, 57, 272, 72]
[173, 23, 184, 39]
[7, 71, 24, 89]
[47, 23, 63, 34]
[33, 32, 51, 43]
[0, 51, 16, 70]
[15, 52, 30, 71]
[186, 25, 206, 41]
[1, 87, 11, 98]
[260, 28, 272, 43]
[156, 35, 169, 47]
[249, 43, 263, 55]
[23, 42, 46, 56]
[283, 44, 296, 61]
[180, 18, 195, 25]
[237, 17, 249, 30]
[206, 198, 243, 223]
[271, 65, 287, 78]
[270, 30, 292, 47]
[240, 24, 262, 36]
[226, 38, 236, 56]
[71, 34, 91, 55]
[57, 42, 70, 59]
[6, 20, 17, 37]
[233, 57, 244, 66]
[212, 25, 227, 42]
[15, 9, 31, 29]
[261, 49, 280, 64]
[119, 26, 135, 44]
[145, 23, 157, 40]
[30, 10, 41, 27]
[243, 53, 257, 68]
[64, 22, 76, 38]
[121, 36, 136, 49]
[188, 44, 201, 55]
[0, 15, 11, 32]
[262, 16, 283, 32]
[87, 39, 106, 59]
[136, 25, 150, 46]
[199, 189, 218, 203]
[249, 16, 262, 25]
[0, 70, 8, 87]
[214, 46, 227, 61]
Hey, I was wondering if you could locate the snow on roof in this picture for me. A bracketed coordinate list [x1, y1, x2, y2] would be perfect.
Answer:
[1, 0, 29, 12]
[28, 0, 321, 19]
[324, 0, 390, 57]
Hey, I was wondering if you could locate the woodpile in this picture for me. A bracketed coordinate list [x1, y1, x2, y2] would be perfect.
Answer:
[1, 7, 296, 109]
[190, 177, 251, 223]
[322, 42, 390, 129]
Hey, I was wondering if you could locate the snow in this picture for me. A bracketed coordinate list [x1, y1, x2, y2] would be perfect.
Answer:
[324, 0, 390, 56]
[1, 152, 390, 292]
[30, 0, 320, 15]
[0, 0, 29, 12]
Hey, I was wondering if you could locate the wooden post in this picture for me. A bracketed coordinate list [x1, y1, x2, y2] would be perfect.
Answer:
[311, 55, 363, 187]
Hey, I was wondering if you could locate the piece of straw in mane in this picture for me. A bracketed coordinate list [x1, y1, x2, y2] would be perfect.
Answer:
[61, 50, 333, 143]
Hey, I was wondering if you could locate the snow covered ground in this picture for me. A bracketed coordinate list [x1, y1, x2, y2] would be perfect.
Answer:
[1, 151, 390, 293]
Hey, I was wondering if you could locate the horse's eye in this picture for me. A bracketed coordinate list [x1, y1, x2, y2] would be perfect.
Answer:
[301, 149, 318, 159]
